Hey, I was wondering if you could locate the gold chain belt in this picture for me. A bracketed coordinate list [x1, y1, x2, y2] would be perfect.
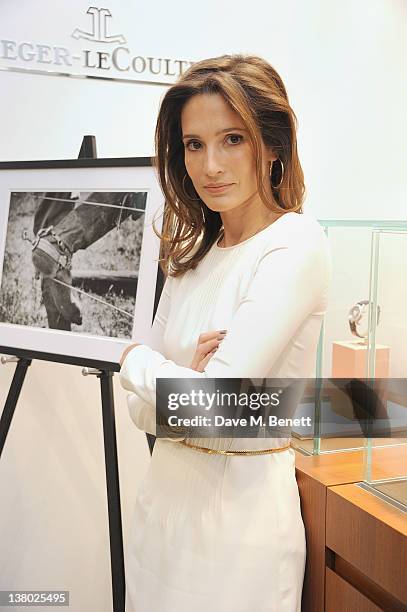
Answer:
[177, 440, 292, 456]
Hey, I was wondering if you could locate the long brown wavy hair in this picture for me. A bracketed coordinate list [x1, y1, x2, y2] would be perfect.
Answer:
[152, 54, 305, 277]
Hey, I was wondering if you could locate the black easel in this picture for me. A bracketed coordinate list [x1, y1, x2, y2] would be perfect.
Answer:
[0, 136, 125, 612]
[77, 135, 125, 612]
[145, 262, 164, 456]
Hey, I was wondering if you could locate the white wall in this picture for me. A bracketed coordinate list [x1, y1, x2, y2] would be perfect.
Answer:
[0, 1, 406, 611]
[0, 0, 406, 219]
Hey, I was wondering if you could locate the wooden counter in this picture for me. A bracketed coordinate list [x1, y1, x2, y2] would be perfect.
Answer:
[326, 484, 407, 610]
[294, 444, 407, 611]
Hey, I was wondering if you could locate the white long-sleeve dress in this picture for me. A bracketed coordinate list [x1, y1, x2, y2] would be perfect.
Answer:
[119, 211, 332, 612]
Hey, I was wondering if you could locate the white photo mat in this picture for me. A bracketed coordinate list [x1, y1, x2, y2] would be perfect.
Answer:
[0, 161, 164, 364]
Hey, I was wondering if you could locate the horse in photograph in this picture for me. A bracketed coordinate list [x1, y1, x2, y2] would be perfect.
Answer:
[31, 191, 145, 330]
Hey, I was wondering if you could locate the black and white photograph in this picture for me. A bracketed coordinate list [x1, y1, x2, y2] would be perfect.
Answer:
[1, 189, 147, 335]
[0, 159, 163, 364]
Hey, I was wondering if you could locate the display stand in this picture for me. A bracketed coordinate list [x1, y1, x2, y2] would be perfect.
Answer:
[146, 262, 164, 456]
[0, 136, 128, 612]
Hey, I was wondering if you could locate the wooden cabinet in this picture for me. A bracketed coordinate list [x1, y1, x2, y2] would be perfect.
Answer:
[326, 568, 383, 612]
[294, 446, 407, 611]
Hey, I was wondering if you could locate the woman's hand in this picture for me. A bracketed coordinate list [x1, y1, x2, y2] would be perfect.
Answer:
[190, 330, 227, 372]
[119, 342, 143, 367]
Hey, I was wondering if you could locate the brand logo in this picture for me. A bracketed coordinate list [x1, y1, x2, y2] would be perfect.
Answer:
[0, 5, 193, 83]
[72, 7, 126, 44]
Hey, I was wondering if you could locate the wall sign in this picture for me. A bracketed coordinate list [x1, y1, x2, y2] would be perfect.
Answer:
[0, 5, 194, 85]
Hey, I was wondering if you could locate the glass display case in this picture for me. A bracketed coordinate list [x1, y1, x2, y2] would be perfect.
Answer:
[358, 229, 407, 512]
[291, 220, 407, 464]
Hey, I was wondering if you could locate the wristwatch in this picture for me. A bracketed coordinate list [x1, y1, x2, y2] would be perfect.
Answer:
[348, 300, 381, 339]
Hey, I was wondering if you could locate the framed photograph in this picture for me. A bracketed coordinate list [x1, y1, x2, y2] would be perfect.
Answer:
[0, 157, 164, 368]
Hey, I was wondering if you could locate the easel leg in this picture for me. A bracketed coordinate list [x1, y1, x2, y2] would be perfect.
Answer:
[146, 432, 156, 456]
[99, 370, 126, 612]
[0, 358, 32, 459]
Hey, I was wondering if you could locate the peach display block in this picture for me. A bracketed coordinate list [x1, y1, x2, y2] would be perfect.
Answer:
[332, 341, 390, 378]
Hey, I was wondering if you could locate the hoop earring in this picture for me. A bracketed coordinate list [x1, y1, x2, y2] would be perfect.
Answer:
[269, 159, 284, 189]
[181, 174, 201, 201]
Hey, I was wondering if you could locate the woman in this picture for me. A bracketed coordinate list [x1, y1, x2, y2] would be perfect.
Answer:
[119, 54, 331, 611]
